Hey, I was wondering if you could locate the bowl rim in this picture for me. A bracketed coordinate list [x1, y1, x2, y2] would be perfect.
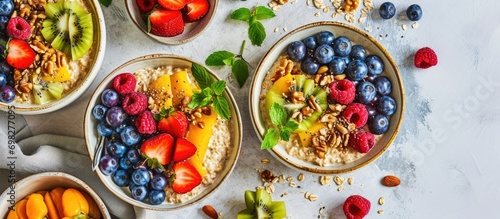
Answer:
[0, 0, 106, 115]
[123, 0, 219, 45]
[83, 53, 242, 210]
[249, 21, 406, 175]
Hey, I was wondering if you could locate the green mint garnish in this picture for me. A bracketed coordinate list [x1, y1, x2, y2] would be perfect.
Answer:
[205, 41, 250, 88]
[98, 0, 111, 7]
[230, 6, 276, 46]
[261, 103, 299, 150]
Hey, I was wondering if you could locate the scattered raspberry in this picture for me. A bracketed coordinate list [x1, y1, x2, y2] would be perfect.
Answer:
[343, 195, 371, 219]
[414, 47, 438, 69]
[342, 103, 368, 128]
[135, 110, 157, 134]
[113, 73, 137, 94]
[7, 17, 31, 40]
[329, 79, 356, 104]
[349, 130, 375, 153]
[122, 92, 147, 115]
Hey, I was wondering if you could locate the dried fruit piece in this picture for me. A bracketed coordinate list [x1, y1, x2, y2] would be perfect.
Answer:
[381, 175, 400, 187]
[202, 205, 218, 219]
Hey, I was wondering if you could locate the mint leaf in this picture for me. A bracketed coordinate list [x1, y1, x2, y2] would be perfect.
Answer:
[269, 103, 287, 126]
[188, 92, 211, 109]
[213, 96, 231, 120]
[211, 80, 226, 96]
[279, 129, 291, 141]
[261, 128, 279, 150]
[205, 51, 235, 66]
[223, 57, 235, 66]
[231, 59, 249, 88]
[231, 8, 251, 21]
[98, 0, 111, 7]
[254, 6, 275, 20]
[284, 120, 299, 132]
[202, 87, 214, 96]
[248, 21, 266, 46]
[191, 63, 214, 89]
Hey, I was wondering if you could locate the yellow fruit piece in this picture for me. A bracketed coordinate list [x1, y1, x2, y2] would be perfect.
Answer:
[49, 187, 65, 218]
[148, 74, 173, 109]
[78, 189, 101, 219]
[14, 199, 28, 219]
[7, 210, 18, 219]
[170, 70, 199, 107]
[41, 66, 71, 82]
[265, 73, 293, 112]
[296, 122, 327, 147]
[44, 191, 60, 219]
[186, 106, 218, 177]
[26, 193, 48, 219]
[61, 188, 89, 217]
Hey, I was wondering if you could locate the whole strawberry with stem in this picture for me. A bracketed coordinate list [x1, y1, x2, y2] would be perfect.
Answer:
[154, 107, 189, 138]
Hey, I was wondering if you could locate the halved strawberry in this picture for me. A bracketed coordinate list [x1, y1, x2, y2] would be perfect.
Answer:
[136, 0, 157, 13]
[6, 39, 35, 70]
[171, 161, 202, 194]
[182, 0, 209, 23]
[140, 133, 175, 166]
[157, 0, 187, 10]
[156, 108, 189, 138]
[173, 138, 197, 162]
[149, 8, 185, 37]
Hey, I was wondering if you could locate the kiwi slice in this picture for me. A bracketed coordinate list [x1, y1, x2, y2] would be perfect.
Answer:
[68, 12, 93, 60]
[237, 189, 286, 219]
[32, 74, 64, 104]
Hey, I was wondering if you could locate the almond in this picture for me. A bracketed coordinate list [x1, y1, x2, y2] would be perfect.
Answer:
[381, 175, 400, 187]
[202, 205, 218, 219]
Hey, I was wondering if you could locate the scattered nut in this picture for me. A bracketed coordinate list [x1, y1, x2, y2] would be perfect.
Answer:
[381, 175, 401, 187]
[347, 177, 353, 185]
[378, 197, 385, 205]
[202, 205, 218, 219]
[377, 210, 384, 214]
[298, 173, 304, 182]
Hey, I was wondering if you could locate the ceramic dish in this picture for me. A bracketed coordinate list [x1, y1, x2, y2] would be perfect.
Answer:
[124, 0, 218, 45]
[84, 54, 242, 210]
[0, 0, 106, 115]
[249, 21, 405, 175]
[0, 172, 110, 219]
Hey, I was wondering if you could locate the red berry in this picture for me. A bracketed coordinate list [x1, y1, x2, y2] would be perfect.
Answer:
[113, 73, 137, 95]
[140, 133, 175, 165]
[414, 47, 438, 69]
[182, 0, 209, 23]
[7, 17, 31, 40]
[343, 195, 371, 219]
[6, 39, 35, 70]
[349, 130, 375, 153]
[135, 110, 157, 134]
[172, 138, 197, 162]
[342, 103, 368, 128]
[171, 161, 202, 194]
[122, 92, 148, 115]
[136, 0, 157, 13]
[157, 110, 189, 138]
[329, 79, 356, 105]
[149, 8, 185, 37]
[157, 0, 187, 10]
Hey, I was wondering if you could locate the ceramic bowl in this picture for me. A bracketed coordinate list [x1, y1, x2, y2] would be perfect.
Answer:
[124, 0, 218, 44]
[0, 0, 106, 115]
[0, 172, 111, 218]
[84, 54, 242, 210]
[249, 21, 405, 175]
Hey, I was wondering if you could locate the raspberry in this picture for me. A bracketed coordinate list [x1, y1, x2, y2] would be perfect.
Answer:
[113, 73, 137, 94]
[135, 110, 156, 134]
[349, 130, 375, 153]
[414, 47, 438, 69]
[7, 17, 31, 40]
[343, 195, 371, 219]
[122, 92, 147, 115]
[329, 79, 355, 104]
[342, 103, 368, 128]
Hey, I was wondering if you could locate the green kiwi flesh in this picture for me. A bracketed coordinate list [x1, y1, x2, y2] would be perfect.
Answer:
[237, 189, 287, 219]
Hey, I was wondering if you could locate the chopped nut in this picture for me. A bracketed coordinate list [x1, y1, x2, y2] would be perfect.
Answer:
[202, 205, 218, 219]
[260, 170, 275, 182]
[381, 175, 401, 187]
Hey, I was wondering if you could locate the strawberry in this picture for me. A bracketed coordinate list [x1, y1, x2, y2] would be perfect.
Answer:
[171, 161, 202, 194]
[182, 0, 209, 23]
[136, 0, 157, 13]
[6, 39, 35, 70]
[140, 133, 175, 166]
[157, 0, 187, 10]
[156, 108, 189, 138]
[149, 8, 185, 37]
[173, 138, 197, 162]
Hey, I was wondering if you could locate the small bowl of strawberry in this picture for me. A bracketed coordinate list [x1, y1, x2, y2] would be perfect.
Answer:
[125, 0, 216, 44]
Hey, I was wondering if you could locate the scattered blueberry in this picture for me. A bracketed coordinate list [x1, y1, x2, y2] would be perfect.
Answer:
[349, 45, 367, 61]
[101, 89, 119, 107]
[287, 41, 307, 62]
[373, 76, 392, 95]
[314, 31, 335, 45]
[92, 104, 108, 121]
[328, 57, 347, 75]
[106, 106, 128, 127]
[379, 2, 396, 19]
[99, 155, 118, 176]
[314, 44, 335, 64]
[301, 57, 320, 74]
[120, 126, 141, 146]
[377, 96, 396, 116]
[332, 36, 352, 57]
[132, 168, 151, 186]
[112, 169, 131, 187]
[130, 185, 148, 201]
[148, 190, 166, 205]
[150, 174, 168, 190]
[365, 55, 384, 75]
[368, 114, 389, 135]
[355, 81, 377, 104]
[0, 85, 15, 103]
[406, 4, 422, 21]
[0, 0, 13, 16]
[345, 60, 368, 81]
[302, 36, 318, 50]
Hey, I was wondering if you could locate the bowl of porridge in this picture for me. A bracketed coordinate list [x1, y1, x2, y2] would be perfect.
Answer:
[84, 54, 242, 210]
[249, 21, 405, 174]
[0, 0, 106, 115]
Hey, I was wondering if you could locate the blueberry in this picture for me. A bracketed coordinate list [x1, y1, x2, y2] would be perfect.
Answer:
[314, 44, 335, 64]
[132, 168, 151, 186]
[368, 114, 389, 135]
[128, 181, 138, 192]
[99, 155, 118, 176]
[92, 104, 108, 121]
[314, 31, 335, 45]
[148, 190, 166, 205]
[112, 169, 131, 187]
[120, 126, 141, 146]
[379, 2, 396, 19]
[0, 60, 12, 75]
[302, 36, 318, 50]
[328, 57, 347, 75]
[119, 157, 133, 170]
[373, 76, 392, 96]
[126, 149, 140, 164]
[365, 105, 378, 117]
[287, 41, 307, 62]
[345, 60, 368, 81]
[101, 89, 119, 107]
[130, 185, 148, 201]
[349, 45, 367, 61]
[332, 36, 352, 57]
[0, 0, 13, 16]
[150, 174, 168, 190]
[301, 57, 320, 74]
[106, 106, 128, 127]
[0, 85, 15, 103]
[106, 140, 127, 157]
[0, 15, 8, 33]
[406, 4, 422, 21]
[97, 121, 113, 136]
[0, 74, 6, 87]
[377, 96, 396, 116]
[339, 56, 350, 65]
[365, 55, 384, 75]
[355, 81, 377, 104]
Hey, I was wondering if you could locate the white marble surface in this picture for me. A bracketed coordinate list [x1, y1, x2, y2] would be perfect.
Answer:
[12, 0, 500, 218]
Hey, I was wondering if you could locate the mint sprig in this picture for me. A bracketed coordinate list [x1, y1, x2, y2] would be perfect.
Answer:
[205, 40, 249, 88]
[261, 103, 299, 150]
[98, 0, 111, 7]
[230, 6, 276, 46]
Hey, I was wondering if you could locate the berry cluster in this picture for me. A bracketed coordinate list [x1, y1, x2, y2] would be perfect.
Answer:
[379, 2, 423, 21]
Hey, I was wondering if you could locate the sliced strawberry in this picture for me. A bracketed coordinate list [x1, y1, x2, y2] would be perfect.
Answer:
[140, 133, 175, 165]
[156, 108, 189, 138]
[182, 0, 209, 23]
[149, 8, 185, 37]
[136, 0, 157, 13]
[6, 39, 35, 70]
[173, 138, 197, 162]
[171, 161, 202, 194]
[157, 0, 187, 10]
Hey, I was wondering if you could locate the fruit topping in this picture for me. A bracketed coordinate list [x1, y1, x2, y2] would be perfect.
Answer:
[349, 130, 375, 153]
[237, 189, 286, 219]
[149, 8, 185, 37]
[148, 189, 166, 205]
[343, 195, 371, 219]
[183, 0, 209, 23]
[314, 44, 335, 64]
[376, 95, 396, 116]
[342, 103, 368, 128]
[368, 114, 389, 135]
[406, 4, 422, 21]
[329, 79, 356, 105]
[120, 126, 142, 146]
[158, 0, 187, 10]
[99, 155, 118, 175]
[414, 47, 437, 69]
[156, 107, 189, 138]
[346, 60, 368, 81]
[122, 91, 148, 115]
[5, 38, 35, 70]
[113, 73, 137, 94]
[0, 0, 13, 17]
[379, 2, 396, 19]
[171, 160, 202, 194]
[365, 55, 384, 75]
[140, 133, 175, 166]
[287, 41, 306, 62]
[135, 110, 157, 134]
[6, 17, 31, 40]
[136, 0, 157, 13]
[172, 138, 197, 162]
[101, 89, 119, 107]
[332, 36, 352, 57]
[0, 85, 15, 103]
[355, 81, 376, 104]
